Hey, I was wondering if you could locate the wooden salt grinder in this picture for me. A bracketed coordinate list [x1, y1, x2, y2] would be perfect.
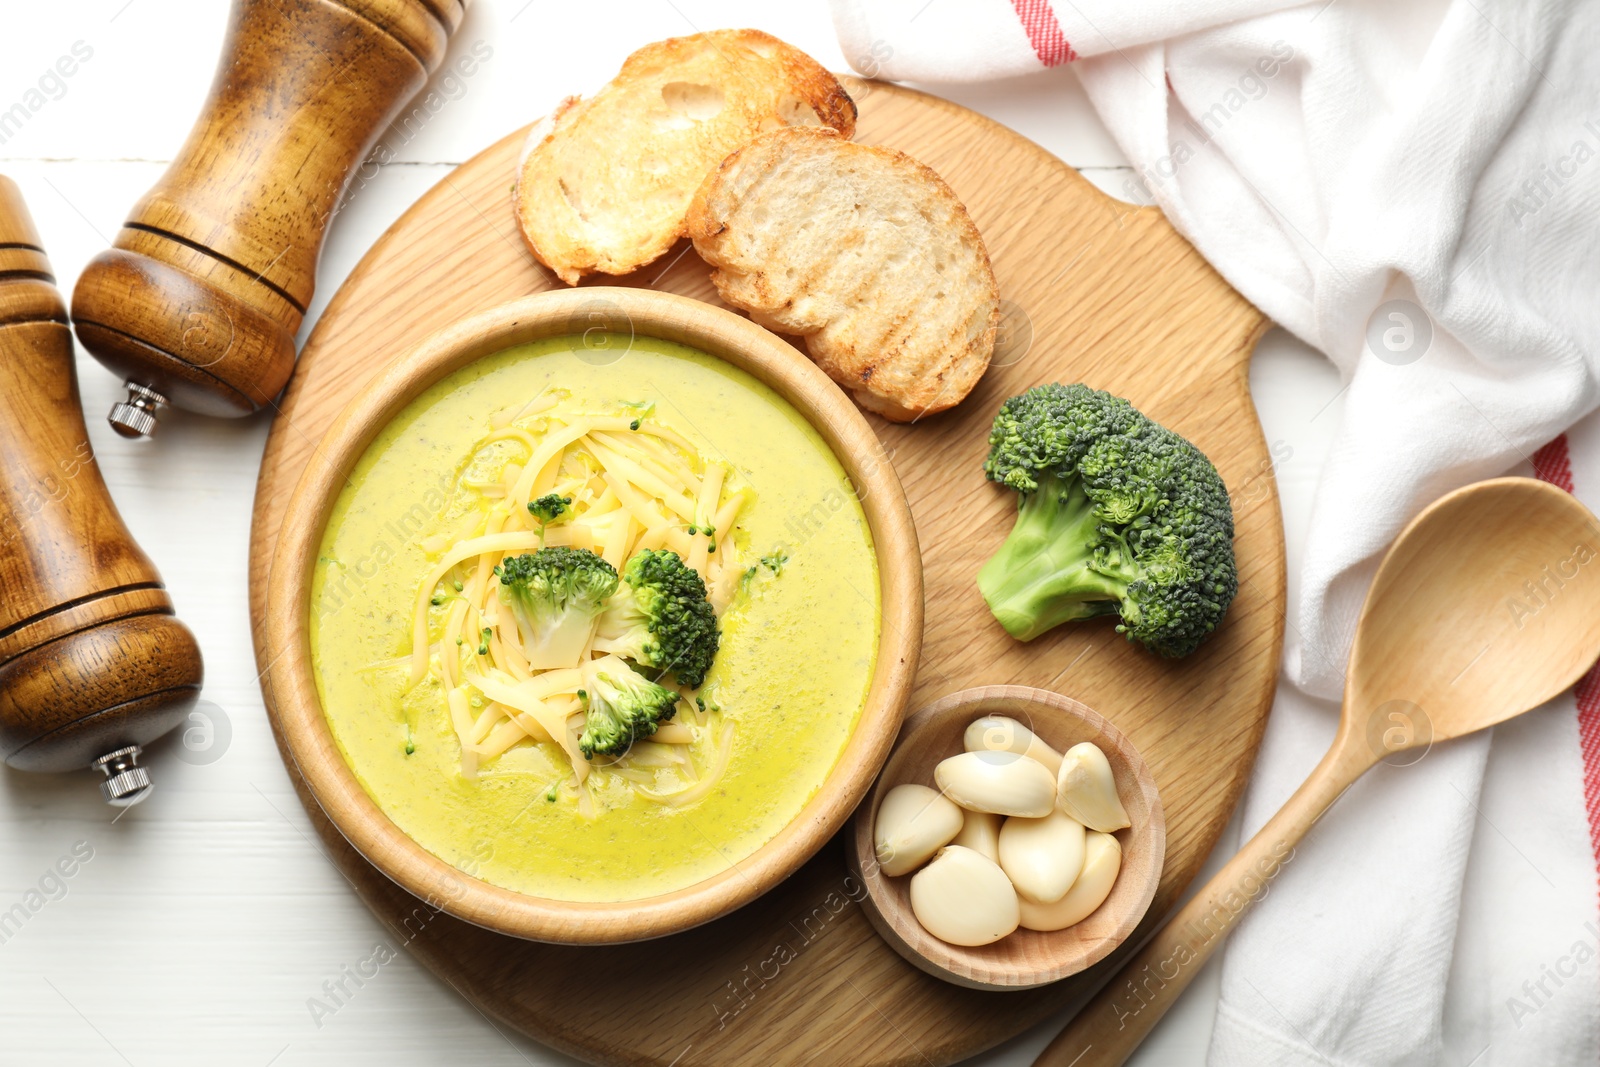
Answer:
[70, 0, 468, 437]
[0, 176, 203, 804]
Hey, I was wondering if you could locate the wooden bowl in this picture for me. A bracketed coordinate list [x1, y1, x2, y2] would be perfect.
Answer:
[265, 287, 922, 944]
[849, 685, 1164, 989]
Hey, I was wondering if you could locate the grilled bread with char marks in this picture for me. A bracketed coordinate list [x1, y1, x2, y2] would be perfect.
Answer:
[515, 31, 856, 286]
[687, 127, 998, 421]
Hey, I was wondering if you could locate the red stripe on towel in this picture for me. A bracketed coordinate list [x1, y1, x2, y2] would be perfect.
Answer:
[1009, 0, 1077, 66]
[1533, 436, 1575, 492]
[1577, 671, 1600, 864]
[1531, 436, 1600, 876]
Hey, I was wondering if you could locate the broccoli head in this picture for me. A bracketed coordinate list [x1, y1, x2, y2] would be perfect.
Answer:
[528, 493, 572, 526]
[528, 493, 572, 546]
[495, 547, 618, 670]
[578, 659, 681, 758]
[592, 549, 720, 687]
[976, 383, 1238, 658]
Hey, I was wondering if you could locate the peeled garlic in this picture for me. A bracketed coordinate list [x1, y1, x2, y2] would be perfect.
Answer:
[963, 715, 1063, 776]
[1056, 742, 1132, 832]
[909, 846, 1019, 946]
[934, 750, 1056, 817]
[952, 809, 1003, 864]
[1017, 831, 1122, 931]
[873, 784, 964, 877]
[998, 809, 1086, 904]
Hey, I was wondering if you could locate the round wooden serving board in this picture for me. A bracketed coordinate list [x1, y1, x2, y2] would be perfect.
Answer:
[248, 80, 1283, 1067]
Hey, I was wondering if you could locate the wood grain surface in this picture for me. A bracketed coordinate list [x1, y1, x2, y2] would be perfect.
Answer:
[247, 79, 1285, 1066]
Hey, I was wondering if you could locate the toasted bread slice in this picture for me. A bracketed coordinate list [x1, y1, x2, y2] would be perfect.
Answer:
[687, 127, 999, 421]
[515, 31, 856, 286]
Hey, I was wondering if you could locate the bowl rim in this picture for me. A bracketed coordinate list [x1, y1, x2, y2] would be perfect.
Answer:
[265, 287, 923, 944]
[848, 684, 1166, 989]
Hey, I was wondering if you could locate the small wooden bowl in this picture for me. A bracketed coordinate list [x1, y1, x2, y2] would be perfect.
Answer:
[849, 685, 1164, 989]
[266, 287, 922, 944]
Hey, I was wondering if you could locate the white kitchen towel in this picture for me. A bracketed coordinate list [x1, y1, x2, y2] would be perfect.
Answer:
[833, 1, 1600, 1063]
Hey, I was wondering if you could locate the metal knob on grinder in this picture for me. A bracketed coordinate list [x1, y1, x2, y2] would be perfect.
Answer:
[0, 176, 203, 803]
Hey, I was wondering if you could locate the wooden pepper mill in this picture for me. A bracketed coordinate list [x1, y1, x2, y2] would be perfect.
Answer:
[70, 0, 468, 437]
[0, 176, 203, 804]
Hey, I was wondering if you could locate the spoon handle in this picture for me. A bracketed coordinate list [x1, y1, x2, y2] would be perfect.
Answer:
[1032, 733, 1373, 1067]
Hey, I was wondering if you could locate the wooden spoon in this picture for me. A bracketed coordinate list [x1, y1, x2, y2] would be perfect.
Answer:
[1034, 476, 1600, 1067]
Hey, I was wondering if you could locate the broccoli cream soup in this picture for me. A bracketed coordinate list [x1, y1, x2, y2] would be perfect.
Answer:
[309, 334, 879, 902]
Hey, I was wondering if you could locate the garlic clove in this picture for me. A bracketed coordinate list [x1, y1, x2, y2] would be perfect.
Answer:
[909, 845, 1020, 946]
[873, 784, 965, 877]
[951, 809, 1003, 864]
[1017, 831, 1122, 931]
[1056, 742, 1132, 832]
[997, 809, 1086, 904]
[963, 714, 1063, 776]
[934, 750, 1056, 817]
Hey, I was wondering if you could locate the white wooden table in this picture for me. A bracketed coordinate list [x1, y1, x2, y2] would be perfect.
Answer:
[0, 3, 1339, 1064]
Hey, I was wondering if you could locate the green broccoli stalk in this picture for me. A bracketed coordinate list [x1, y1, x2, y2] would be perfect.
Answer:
[527, 493, 572, 546]
[591, 549, 720, 687]
[578, 659, 681, 758]
[495, 547, 618, 670]
[976, 383, 1238, 658]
